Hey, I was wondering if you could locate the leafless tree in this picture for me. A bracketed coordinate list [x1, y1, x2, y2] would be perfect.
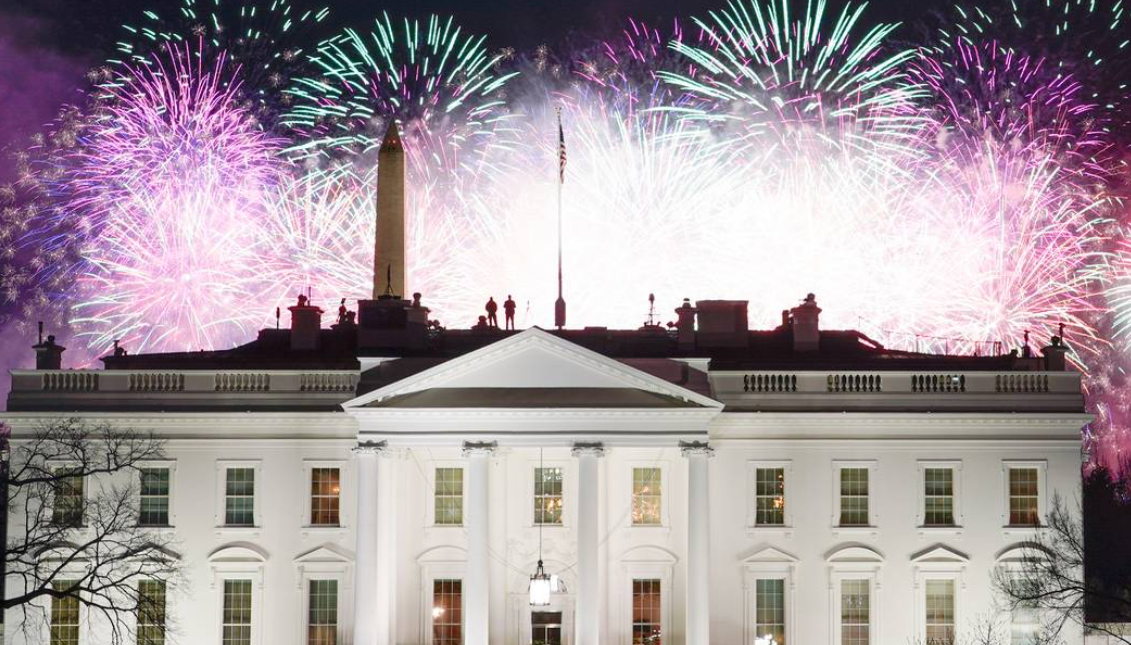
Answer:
[3, 418, 182, 644]
[907, 612, 1063, 645]
[993, 491, 1131, 645]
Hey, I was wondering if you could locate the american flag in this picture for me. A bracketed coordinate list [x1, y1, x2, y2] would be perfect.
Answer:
[558, 110, 567, 184]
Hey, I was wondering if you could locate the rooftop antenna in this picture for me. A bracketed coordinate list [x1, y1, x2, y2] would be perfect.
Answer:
[37, 321, 43, 345]
[646, 293, 657, 327]
[554, 106, 567, 330]
[275, 307, 280, 329]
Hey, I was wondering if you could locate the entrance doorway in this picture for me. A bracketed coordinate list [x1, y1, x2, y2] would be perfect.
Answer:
[531, 611, 563, 645]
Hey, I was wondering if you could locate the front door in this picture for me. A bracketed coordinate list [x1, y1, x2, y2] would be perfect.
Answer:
[531, 611, 563, 645]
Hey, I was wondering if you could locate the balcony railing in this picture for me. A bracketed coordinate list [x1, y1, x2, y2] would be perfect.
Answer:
[11, 370, 359, 396]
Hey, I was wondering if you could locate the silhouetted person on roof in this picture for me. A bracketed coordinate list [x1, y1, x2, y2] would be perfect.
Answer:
[504, 295, 516, 330]
[485, 297, 499, 328]
[337, 298, 348, 325]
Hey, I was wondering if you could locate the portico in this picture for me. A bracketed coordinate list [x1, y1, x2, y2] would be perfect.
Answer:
[342, 328, 722, 645]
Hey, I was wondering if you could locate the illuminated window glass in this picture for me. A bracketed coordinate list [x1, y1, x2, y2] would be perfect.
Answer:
[754, 468, 785, 526]
[224, 468, 255, 527]
[308, 579, 338, 645]
[924, 468, 955, 527]
[534, 467, 563, 525]
[50, 580, 80, 645]
[632, 468, 662, 526]
[925, 579, 955, 645]
[137, 579, 166, 645]
[754, 578, 786, 645]
[432, 579, 462, 645]
[435, 468, 464, 526]
[1008, 468, 1040, 526]
[631, 579, 662, 645]
[839, 468, 869, 526]
[840, 579, 869, 645]
[222, 579, 253, 645]
[311, 468, 341, 526]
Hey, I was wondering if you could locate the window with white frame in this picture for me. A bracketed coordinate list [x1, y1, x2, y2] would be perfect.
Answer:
[924, 579, 955, 645]
[50, 580, 80, 645]
[924, 468, 955, 526]
[631, 467, 662, 526]
[222, 579, 253, 645]
[137, 579, 167, 645]
[52, 467, 83, 527]
[224, 468, 256, 527]
[755, 468, 785, 525]
[1007, 466, 1041, 527]
[434, 468, 464, 526]
[534, 467, 563, 525]
[307, 579, 338, 645]
[432, 579, 462, 645]
[840, 579, 870, 645]
[631, 578, 663, 645]
[310, 468, 341, 527]
[139, 467, 171, 527]
[753, 578, 786, 644]
[839, 468, 869, 526]
[1010, 599, 1039, 645]
[531, 610, 563, 645]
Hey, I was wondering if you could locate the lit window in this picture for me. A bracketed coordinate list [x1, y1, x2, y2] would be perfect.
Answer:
[754, 578, 786, 644]
[534, 467, 563, 525]
[224, 468, 255, 527]
[50, 580, 80, 645]
[311, 468, 341, 526]
[632, 578, 662, 645]
[839, 468, 869, 527]
[139, 468, 170, 527]
[52, 468, 83, 527]
[435, 468, 464, 526]
[631, 468, 662, 526]
[924, 468, 955, 527]
[840, 579, 869, 645]
[432, 579, 462, 645]
[532, 611, 563, 645]
[222, 579, 253, 645]
[308, 579, 338, 645]
[925, 579, 955, 645]
[137, 579, 166, 645]
[754, 468, 785, 526]
[1010, 600, 1039, 645]
[1008, 468, 1040, 526]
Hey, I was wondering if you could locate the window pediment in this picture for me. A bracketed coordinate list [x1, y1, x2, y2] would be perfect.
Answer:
[825, 544, 885, 564]
[294, 543, 353, 565]
[208, 542, 269, 564]
[911, 544, 969, 565]
[741, 546, 799, 565]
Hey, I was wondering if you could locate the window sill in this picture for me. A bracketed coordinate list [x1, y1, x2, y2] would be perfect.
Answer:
[214, 526, 261, 537]
[832, 526, 878, 537]
[1002, 525, 1043, 537]
[917, 526, 964, 538]
[628, 524, 671, 534]
[138, 525, 176, 534]
[746, 526, 793, 538]
[301, 525, 348, 536]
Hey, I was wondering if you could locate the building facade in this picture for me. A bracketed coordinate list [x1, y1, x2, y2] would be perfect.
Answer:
[3, 295, 1089, 645]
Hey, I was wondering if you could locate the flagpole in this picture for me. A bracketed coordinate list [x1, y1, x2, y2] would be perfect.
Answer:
[554, 106, 567, 329]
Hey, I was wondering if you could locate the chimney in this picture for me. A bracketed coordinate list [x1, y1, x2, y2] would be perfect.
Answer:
[288, 294, 324, 350]
[674, 299, 697, 350]
[1042, 324, 1069, 371]
[694, 300, 749, 348]
[790, 293, 821, 352]
[33, 325, 65, 370]
[374, 122, 406, 299]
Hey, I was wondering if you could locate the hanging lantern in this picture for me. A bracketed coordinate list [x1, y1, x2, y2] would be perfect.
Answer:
[529, 559, 552, 606]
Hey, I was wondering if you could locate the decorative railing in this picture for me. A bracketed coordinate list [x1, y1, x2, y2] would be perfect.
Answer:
[214, 373, 271, 392]
[300, 372, 357, 392]
[743, 373, 797, 393]
[995, 373, 1050, 393]
[42, 372, 98, 392]
[128, 372, 185, 392]
[827, 374, 883, 393]
[912, 374, 965, 393]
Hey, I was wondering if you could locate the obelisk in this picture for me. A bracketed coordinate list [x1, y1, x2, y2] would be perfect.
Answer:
[373, 122, 405, 299]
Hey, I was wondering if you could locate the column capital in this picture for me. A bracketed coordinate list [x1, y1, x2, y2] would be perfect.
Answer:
[352, 439, 387, 456]
[462, 441, 497, 457]
[571, 442, 605, 458]
[679, 440, 714, 458]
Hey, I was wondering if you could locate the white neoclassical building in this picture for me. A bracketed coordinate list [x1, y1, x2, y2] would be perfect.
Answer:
[3, 292, 1089, 645]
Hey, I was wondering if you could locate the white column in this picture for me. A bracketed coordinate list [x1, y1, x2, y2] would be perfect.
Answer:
[572, 443, 605, 645]
[463, 442, 496, 645]
[353, 441, 386, 645]
[682, 441, 714, 645]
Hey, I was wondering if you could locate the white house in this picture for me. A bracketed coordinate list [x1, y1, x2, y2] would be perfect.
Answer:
[3, 292, 1088, 645]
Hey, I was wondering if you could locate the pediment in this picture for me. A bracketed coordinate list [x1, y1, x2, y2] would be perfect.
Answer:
[344, 328, 721, 410]
[741, 546, 799, 564]
[911, 544, 969, 564]
[826, 545, 885, 563]
[294, 544, 353, 564]
[209, 542, 269, 563]
[996, 542, 1050, 564]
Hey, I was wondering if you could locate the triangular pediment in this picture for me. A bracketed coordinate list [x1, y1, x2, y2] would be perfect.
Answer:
[911, 544, 969, 564]
[344, 328, 721, 410]
[741, 546, 799, 564]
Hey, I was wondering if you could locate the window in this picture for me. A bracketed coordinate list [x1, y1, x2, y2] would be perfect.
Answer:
[137, 580, 167, 645]
[839, 468, 869, 527]
[310, 468, 341, 527]
[754, 468, 786, 526]
[308, 580, 338, 645]
[52, 468, 83, 527]
[50, 580, 79, 645]
[632, 579, 662, 645]
[840, 579, 870, 645]
[1008, 468, 1040, 526]
[434, 468, 464, 526]
[631, 468, 662, 526]
[432, 579, 462, 645]
[531, 611, 563, 645]
[139, 468, 170, 527]
[1010, 600, 1039, 645]
[225, 468, 256, 527]
[222, 579, 253, 645]
[534, 467, 563, 525]
[924, 468, 955, 527]
[754, 578, 786, 645]
[924, 579, 955, 645]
